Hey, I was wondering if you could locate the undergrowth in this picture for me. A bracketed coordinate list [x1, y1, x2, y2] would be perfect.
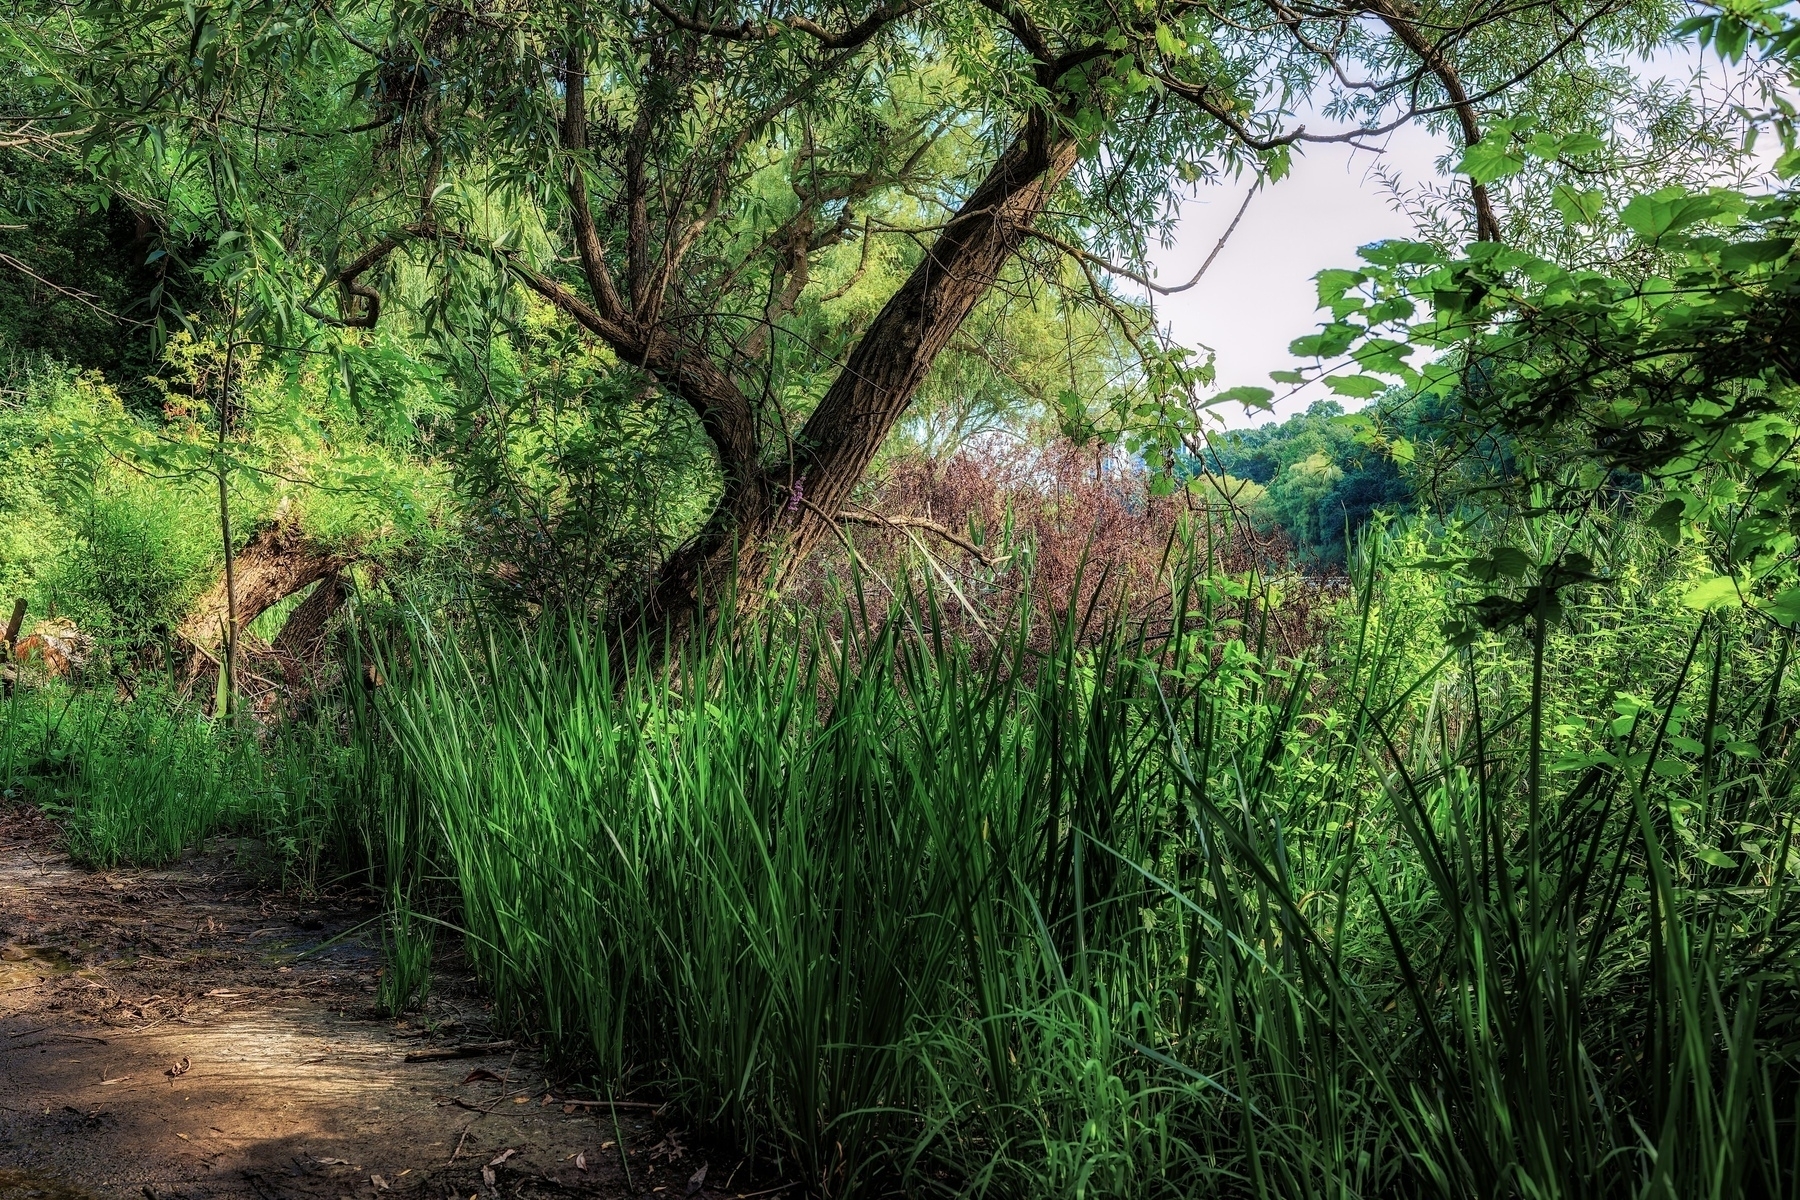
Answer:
[0, 682, 368, 882]
[6, 522, 1797, 1197]
[359, 528, 1800, 1199]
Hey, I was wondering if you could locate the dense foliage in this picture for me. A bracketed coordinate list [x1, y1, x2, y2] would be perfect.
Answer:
[1196, 400, 1414, 563]
[1, 0, 1799, 1195]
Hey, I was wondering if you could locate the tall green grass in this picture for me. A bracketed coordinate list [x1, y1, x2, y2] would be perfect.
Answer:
[371, 536, 1800, 1198]
[0, 682, 368, 880]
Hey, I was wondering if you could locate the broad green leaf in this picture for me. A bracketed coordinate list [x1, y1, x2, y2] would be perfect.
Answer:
[1325, 374, 1385, 399]
[1212, 386, 1274, 410]
[1768, 586, 1800, 625]
[1457, 138, 1526, 185]
[1552, 184, 1604, 226]
[1289, 324, 1358, 358]
[1358, 240, 1441, 266]
[1682, 575, 1740, 609]
[1488, 546, 1531, 578]
[1647, 498, 1685, 544]
[1554, 132, 1606, 156]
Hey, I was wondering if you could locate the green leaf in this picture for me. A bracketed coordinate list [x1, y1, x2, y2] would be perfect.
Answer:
[1456, 137, 1526, 185]
[1554, 132, 1606, 157]
[1324, 374, 1385, 399]
[1695, 846, 1736, 868]
[1647, 498, 1685, 545]
[1718, 238, 1795, 269]
[1315, 268, 1366, 302]
[1358, 240, 1441, 266]
[1289, 324, 1358, 358]
[1767, 586, 1800, 626]
[1681, 575, 1740, 609]
[1488, 546, 1531, 578]
[1212, 386, 1274, 411]
[1619, 188, 1737, 241]
[1551, 184, 1604, 226]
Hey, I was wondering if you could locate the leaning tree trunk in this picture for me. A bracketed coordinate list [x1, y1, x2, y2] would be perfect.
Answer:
[177, 516, 348, 691]
[502, 80, 1083, 648]
[638, 114, 1081, 637]
[272, 570, 348, 666]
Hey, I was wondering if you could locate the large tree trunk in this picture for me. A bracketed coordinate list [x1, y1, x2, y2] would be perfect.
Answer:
[272, 570, 349, 665]
[637, 113, 1081, 636]
[526, 61, 1085, 644]
[177, 517, 348, 687]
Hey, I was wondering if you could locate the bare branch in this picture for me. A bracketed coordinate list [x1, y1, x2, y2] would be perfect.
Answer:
[1365, 0, 1500, 240]
[0, 252, 149, 326]
[1022, 179, 1258, 296]
[840, 508, 1008, 566]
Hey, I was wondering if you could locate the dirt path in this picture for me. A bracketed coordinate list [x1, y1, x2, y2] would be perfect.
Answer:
[0, 809, 739, 1200]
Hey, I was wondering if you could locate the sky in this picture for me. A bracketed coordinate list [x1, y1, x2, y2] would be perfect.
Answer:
[1145, 118, 1449, 429]
[1146, 44, 1749, 430]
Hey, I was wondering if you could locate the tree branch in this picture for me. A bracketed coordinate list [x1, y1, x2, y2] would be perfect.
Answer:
[502, 255, 762, 478]
[563, 45, 629, 320]
[839, 508, 1008, 566]
[1365, 0, 1500, 240]
[1022, 180, 1258, 296]
[301, 224, 433, 328]
[646, 0, 928, 48]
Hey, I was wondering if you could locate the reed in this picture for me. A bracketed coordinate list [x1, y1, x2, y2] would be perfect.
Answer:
[368, 532, 1800, 1198]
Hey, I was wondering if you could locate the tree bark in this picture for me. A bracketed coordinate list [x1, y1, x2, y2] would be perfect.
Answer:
[177, 517, 348, 685]
[632, 111, 1081, 636]
[273, 570, 349, 665]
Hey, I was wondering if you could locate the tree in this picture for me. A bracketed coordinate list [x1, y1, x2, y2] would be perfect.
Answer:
[9, 0, 1692, 634]
[1288, 1, 1800, 636]
[1197, 400, 1414, 562]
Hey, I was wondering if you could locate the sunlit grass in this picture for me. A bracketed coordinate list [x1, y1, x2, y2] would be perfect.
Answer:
[0, 681, 364, 882]
[365, 536, 1800, 1198]
[7, 525, 1795, 1197]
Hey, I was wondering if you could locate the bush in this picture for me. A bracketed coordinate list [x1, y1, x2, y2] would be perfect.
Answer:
[45, 475, 220, 645]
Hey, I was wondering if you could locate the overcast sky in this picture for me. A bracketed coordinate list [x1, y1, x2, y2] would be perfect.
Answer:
[1144, 119, 1451, 430]
[1146, 44, 1744, 430]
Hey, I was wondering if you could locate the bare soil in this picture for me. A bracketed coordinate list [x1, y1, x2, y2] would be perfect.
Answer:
[0, 809, 753, 1200]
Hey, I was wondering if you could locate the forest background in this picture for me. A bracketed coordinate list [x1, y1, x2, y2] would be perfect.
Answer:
[2, 0, 1800, 1194]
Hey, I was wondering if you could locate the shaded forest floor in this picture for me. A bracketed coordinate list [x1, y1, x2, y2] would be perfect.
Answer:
[0, 808, 739, 1200]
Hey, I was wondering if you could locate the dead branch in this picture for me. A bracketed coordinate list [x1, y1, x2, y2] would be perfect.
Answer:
[839, 508, 1007, 567]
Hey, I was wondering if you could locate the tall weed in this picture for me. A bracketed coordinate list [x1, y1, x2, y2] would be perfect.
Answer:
[367, 532, 1800, 1197]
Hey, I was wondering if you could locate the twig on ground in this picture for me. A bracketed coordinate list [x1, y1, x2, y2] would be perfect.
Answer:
[405, 1039, 516, 1062]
